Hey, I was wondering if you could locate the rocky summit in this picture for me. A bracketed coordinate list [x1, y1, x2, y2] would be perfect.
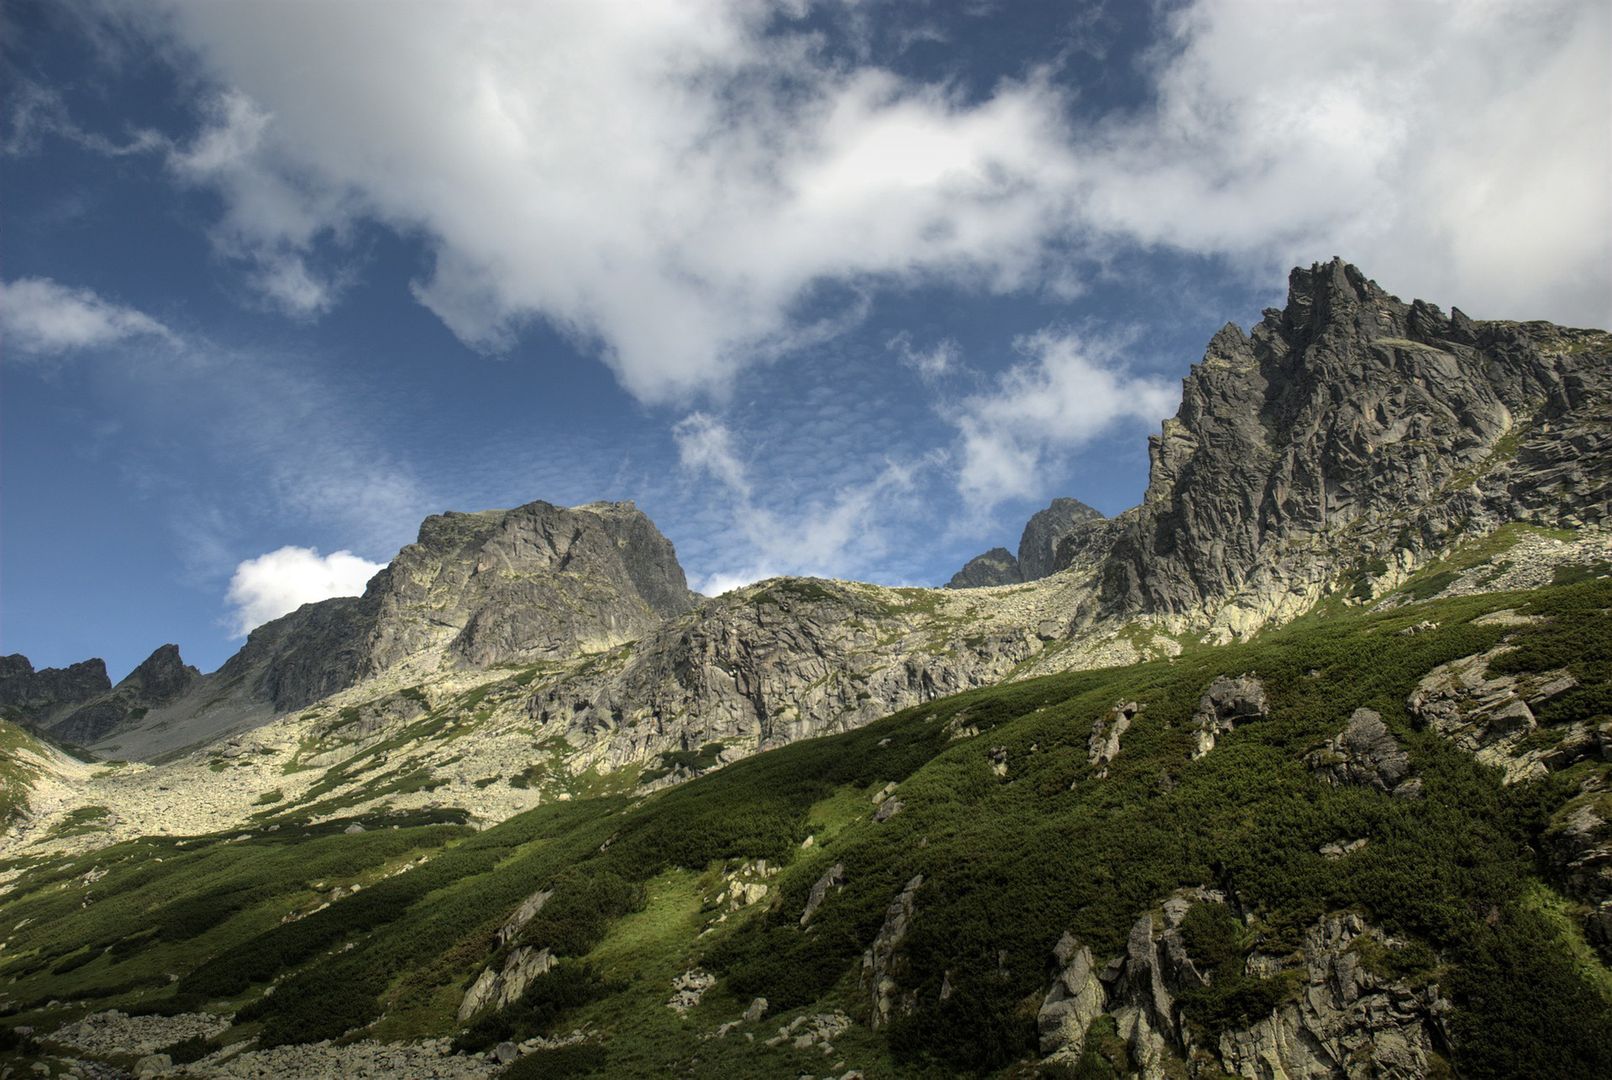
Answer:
[3, 261, 1611, 1079]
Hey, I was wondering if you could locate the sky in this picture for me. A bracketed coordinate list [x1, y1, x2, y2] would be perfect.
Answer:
[1, 0, 1607, 681]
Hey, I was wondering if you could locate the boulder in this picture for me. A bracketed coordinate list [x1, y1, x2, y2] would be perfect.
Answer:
[1191, 675, 1268, 758]
[861, 875, 923, 1029]
[1308, 709, 1416, 795]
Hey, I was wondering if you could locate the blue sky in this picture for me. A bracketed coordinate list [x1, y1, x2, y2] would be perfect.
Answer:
[2, 0, 1607, 680]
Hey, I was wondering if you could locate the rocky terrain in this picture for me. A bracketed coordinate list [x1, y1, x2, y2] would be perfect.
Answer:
[2, 260, 1610, 1078]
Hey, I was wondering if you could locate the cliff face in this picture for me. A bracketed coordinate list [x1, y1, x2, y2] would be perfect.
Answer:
[48, 644, 201, 746]
[1097, 259, 1610, 637]
[948, 498, 1106, 588]
[85, 500, 700, 760]
[0, 656, 110, 729]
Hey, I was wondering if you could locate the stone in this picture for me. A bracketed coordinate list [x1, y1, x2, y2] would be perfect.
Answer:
[1410, 648, 1589, 784]
[667, 969, 717, 1014]
[494, 888, 554, 948]
[946, 547, 1021, 589]
[134, 1055, 171, 1078]
[800, 864, 846, 927]
[873, 798, 903, 823]
[1089, 701, 1139, 777]
[1191, 675, 1268, 757]
[861, 875, 923, 1029]
[1038, 932, 1106, 1061]
[458, 946, 556, 1021]
[1308, 709, 1413, 794]
[491, 1042, 518, 1064]
[743, 997, 768, 1022]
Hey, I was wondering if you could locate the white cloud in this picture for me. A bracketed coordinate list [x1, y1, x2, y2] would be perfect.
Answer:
[225, 545, 384, 636]
[110, 0, 1604, 399]
[672, 410, 925, 592]
[1083, 0, 1611, 325]
[116, 1, 1084, 401]
[0, 277, 174, 358]
[887, 331, 961, 380]
[951, 329, 1178, 510]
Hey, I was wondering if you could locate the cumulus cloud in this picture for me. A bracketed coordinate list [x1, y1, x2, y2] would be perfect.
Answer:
[114, 1, 1085, 401]
[0, 277, 173, 358]
[111, 0, 1604, 399]
[951, 329, 1178, 510]
[225, 545, 384, 636]
[1084, 0, 1610, 324]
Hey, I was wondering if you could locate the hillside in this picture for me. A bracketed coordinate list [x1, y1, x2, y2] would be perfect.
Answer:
[1, 260, 1609, 1077]
[3, 570, 1610, 1077]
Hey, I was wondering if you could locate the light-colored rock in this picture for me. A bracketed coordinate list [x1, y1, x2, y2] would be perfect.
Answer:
[1191, 675, 1268, 758]
[860, 875, 923, 1030]
[1038, 932, 1106, 1061]
[800, 864, 845, 928]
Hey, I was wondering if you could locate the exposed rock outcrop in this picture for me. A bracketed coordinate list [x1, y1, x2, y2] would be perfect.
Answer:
[1190, 675, 1267, 758]
[458, 946, 555, 1022]
[1088, 701, 1139, 778]
[0, 654, 110, 729]
[800, 863, 846, 927]
[1545, 794, 1612, 960]
[1307, 709, 1419, 797]
[1059, 890, 1452, 1080]
[947, 547, 1021, 589]
[1409, 647, 1592, 784]
[1099, 259, 1612, 640]
[861, 874, 923, 1030]
[1038, 932, 1106, 1061]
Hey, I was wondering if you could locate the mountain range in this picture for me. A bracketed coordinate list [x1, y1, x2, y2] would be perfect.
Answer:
[2, 259, 1609, 1079]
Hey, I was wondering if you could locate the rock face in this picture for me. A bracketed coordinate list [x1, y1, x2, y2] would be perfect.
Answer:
[47, 645, 201, 746]
[1038, 932, 1105, 1061]
[1088, 701, 1139, 778]
[83, 500, 699, 760]
[1058, 890, 1451, 1080]
[1216, 913, 1451, 1080]
[1019, 498, 1105, 581]
[800, 863, 846, 927]
[947, 498, 1106, 588]
[0, 655, 110, 729]
[1190, 675, 1268, 758]
[1409, 647, 1592, 784]
[363, 500, 698, 673]
[861, 874, 923, 1030]
[947, 548, 1021, 589]
[1307, 708, 1418, 797]
[1098, 258, 1612, 639]
[528, 578, 1048, 774]
[458, 946, 556, 1022]
[1545, 795, 1612, 960]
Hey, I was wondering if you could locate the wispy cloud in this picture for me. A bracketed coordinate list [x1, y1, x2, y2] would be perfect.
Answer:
[949, 329, 1177, 512]
[671, 411, 929, 594]
[0, 277, 174, 358]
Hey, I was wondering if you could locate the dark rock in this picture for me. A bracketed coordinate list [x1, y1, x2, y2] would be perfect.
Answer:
[0, 654, 110, 728]
[48, 644, 202, 745]
[1191, 674, 1268, 757]
[1308, 708, 1413, 794]
[946, 548, 1021, 589]
[1018, 498, 1105, 581]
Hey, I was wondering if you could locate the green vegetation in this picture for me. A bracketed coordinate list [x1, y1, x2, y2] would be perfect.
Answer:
[4, 578, 1611, 1077]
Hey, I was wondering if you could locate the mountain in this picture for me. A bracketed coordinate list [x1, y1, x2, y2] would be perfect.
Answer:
[946, 497, 1106, 588]
[3, 260, 1610, 1078]
[45, 644, 201, 747]
[0, 655, 110, 730]
[78, 499, 698, 761]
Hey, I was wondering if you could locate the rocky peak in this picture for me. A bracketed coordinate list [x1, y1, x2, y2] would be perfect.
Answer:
[1098, 258, 1611, 635]
[118, 644, 201, 704]
[947, 497, 1107, 588]
[947, 548, 1021, 589]
[1018, 498, 1104, 581]
[0, 654, 111, 727]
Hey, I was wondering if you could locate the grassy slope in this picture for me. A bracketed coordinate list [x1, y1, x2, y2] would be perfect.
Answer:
[4, 577, 1611, 1077]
